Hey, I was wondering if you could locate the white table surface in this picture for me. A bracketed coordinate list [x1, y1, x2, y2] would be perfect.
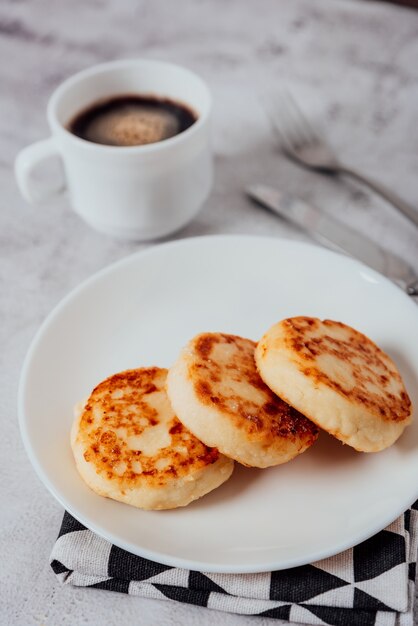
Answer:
[2, 0, 418, 624]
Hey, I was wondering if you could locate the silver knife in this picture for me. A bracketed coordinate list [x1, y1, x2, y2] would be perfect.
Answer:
[246, 184, 418, 297]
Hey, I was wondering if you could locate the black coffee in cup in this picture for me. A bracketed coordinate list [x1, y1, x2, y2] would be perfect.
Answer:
[68, 95, 197, 147]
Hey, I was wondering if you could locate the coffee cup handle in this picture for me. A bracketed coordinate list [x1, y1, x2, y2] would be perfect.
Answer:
[15, 137, 66, 204]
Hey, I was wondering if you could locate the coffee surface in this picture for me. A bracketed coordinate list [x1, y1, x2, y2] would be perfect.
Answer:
[68, 95, 197, 146]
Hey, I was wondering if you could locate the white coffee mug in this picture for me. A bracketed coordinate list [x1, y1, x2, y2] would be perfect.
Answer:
[15, 59, 213, 240]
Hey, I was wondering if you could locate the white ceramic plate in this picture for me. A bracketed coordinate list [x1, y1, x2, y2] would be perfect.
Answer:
[19, 235, 418, 573]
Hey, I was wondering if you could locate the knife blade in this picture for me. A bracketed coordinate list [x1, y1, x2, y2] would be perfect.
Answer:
[246, 183, 418, 296]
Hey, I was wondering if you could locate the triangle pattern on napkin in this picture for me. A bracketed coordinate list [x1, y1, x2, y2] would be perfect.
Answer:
[50, 501, 418, 626]
[353, 530, 406, 582]
[270, 564, 349, 602]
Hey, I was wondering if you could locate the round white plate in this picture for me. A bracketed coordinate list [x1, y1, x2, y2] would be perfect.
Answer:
[19, 235, 418, 573]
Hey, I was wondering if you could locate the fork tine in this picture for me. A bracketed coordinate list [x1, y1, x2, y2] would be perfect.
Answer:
[262, 89, 324, 159]
[270, 119, 298, 155]
[277, 94, 310, 149]
[279, 91, 320, 147]
[261, 89, 338, 170]
[262, 91, 303, 155]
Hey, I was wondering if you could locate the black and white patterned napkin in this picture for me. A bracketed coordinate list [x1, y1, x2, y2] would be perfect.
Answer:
[51, 503, 418, 626]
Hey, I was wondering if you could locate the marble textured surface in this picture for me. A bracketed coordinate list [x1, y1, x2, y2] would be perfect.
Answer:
[2, 0, 418, 624]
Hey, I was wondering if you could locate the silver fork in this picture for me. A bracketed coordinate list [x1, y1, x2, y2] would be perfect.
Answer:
[265, 92, 418, 228]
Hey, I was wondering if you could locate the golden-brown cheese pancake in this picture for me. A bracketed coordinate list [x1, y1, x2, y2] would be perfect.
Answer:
[166, 333, 319, 467]
[71, 367, 234, 510]
[256, 317, 412, 452]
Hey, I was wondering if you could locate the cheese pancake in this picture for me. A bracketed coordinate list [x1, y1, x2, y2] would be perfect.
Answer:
[71, 367, 234, 510]
[166, 333, 319, 467]
[256, 317, 412, 452]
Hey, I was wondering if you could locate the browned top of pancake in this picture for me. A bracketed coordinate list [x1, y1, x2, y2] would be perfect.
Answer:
[270, 317, 412, 422]
[188, 333, 318, 443]
[77, 367, 219, 490]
